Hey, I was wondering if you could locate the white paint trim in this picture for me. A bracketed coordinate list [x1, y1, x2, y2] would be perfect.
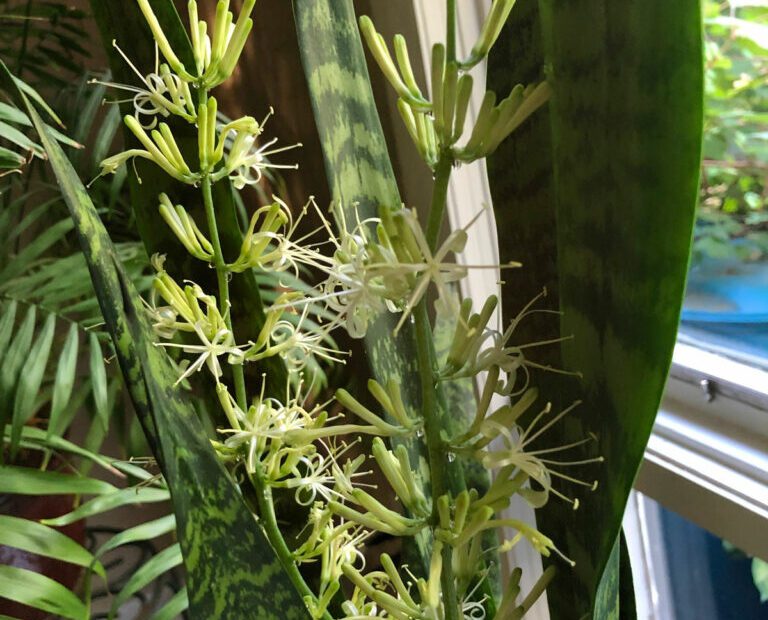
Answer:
[622, 492, 676, 620]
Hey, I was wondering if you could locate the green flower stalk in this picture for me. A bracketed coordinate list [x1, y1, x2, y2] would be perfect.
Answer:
[97, 1, 601, 618]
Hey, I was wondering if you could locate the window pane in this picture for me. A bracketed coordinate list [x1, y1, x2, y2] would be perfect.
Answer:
[684, 1, 768, 365]
[628, 492, 768, 620]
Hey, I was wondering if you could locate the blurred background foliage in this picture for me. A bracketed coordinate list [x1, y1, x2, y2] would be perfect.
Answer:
[697, 0, 768, 263]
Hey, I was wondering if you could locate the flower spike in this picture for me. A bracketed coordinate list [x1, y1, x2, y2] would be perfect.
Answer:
[460, 0, 519, 69]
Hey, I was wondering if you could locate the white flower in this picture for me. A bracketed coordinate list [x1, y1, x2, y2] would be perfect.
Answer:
[313, 206, 403, 338]
[214, 110, 302, 188]
[279, 441, 370, 506]
[156, 322, 245, 385]
[229, 197, 333, 276]
[313, 205, 516, 338]
[468, 395, 602, 511]
[92, 41, 196, 129]
[247, 299, 347, 371]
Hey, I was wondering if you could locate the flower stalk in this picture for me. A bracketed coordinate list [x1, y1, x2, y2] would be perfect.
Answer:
[95, 0, 601, 617]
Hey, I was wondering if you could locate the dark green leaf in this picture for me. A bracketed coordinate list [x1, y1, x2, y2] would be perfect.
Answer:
[487, 1, 703, 617]
[1, 58, 312, 619]
[618, 532, 636, 620]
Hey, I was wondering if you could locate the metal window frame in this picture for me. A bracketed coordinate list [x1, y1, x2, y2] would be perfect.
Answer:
[635, 343, 768, 561]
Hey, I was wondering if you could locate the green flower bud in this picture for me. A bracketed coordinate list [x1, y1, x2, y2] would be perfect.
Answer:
[359, 16, 431, 111]
[137, 0, 196, 81]
[461, 0, 519, 69]
[123, 115, 197, 183]
[157, 193, 214, 261]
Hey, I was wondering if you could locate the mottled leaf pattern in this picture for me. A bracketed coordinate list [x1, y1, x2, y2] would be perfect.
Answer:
[292, 0, 433, 571]
[0, 60, 310, 619]
[488, 1, 703, 618]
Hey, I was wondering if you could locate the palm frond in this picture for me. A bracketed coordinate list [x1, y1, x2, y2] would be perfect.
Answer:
[0, 427, 183, 619]
[0, 0, 89, 89]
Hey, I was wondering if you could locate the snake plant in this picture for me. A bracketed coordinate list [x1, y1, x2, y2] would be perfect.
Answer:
[0, 0, 702, 618]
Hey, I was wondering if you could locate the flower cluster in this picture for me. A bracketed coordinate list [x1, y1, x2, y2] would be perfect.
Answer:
[359, 0, 549, 168]
[98, 1, 601, 619]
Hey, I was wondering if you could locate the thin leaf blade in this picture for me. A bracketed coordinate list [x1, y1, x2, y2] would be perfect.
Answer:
[0, 515, 105, 578]
[0, 465, 116, 496]
[0, 565, 86, 620]
[48, 322, 79, 438]
[10, 312, 56, 455]
[88, 332, 109, 430]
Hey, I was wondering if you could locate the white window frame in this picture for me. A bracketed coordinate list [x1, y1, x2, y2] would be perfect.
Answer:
[370, 2, 768, 618]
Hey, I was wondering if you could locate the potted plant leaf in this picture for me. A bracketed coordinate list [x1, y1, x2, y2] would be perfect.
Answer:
[0, 0, 703, 618]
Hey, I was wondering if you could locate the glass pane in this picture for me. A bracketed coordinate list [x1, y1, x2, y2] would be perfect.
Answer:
[683, 1, 768, 366]
[630, 493, 767, 619]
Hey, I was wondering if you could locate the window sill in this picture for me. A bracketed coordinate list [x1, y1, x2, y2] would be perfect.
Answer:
[635, 342, 768, 560]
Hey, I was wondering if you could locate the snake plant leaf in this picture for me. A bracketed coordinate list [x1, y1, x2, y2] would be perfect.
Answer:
[0, 60, 311, 619]
[488, 1, 703, 618]
[89, 0, 287, 389]
[0, 515, 105, 579]
[0, 565, 86, 620]
[618, 534, 637, 620]
[292, 0, 428, 566]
